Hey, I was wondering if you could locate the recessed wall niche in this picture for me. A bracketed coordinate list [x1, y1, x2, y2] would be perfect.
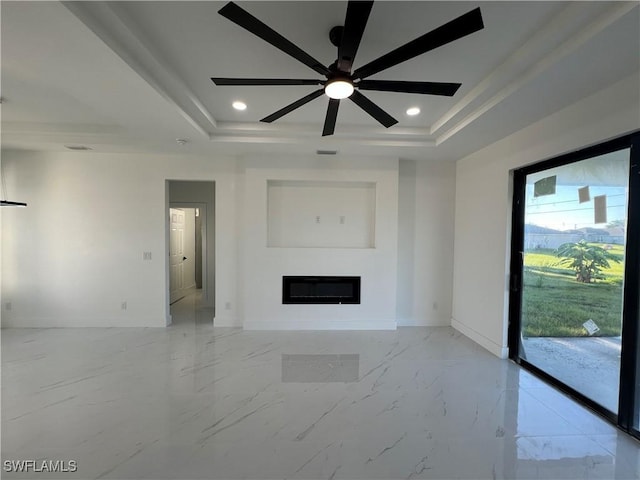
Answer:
[267, 180, 376, 248]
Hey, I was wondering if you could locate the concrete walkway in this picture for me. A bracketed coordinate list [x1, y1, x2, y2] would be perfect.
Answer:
[522, 336, 621, 413]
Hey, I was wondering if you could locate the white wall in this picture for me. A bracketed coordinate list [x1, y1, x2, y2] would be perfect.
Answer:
[10, 70, 631, 336]
[267, 181, 376, 249]
[397, 159, 456, 326]
[1, 147, 457, 330]
[452, 73, 640, 358]
[1, 150, 238, 327]
[241, 155, 399, 330]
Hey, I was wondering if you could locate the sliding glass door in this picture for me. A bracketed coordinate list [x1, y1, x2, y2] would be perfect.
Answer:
[635, 279, 640, 431]
[510, 133, 640, 436]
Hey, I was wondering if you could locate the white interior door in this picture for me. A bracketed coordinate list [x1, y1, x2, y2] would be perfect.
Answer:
[169, 208, 186, 304]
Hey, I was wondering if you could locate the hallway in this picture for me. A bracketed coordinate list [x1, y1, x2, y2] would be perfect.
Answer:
[169, 290, 213, 326]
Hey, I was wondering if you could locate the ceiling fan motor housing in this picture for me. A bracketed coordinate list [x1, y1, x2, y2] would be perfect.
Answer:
[329, 26, 344, 48]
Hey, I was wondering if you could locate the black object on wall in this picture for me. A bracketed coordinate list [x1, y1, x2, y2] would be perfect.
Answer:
[0, 200, 27, 207]
[283, 276, 361, 304]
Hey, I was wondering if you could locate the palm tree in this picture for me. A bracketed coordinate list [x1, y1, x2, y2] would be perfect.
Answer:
[556, 240, 621, 283]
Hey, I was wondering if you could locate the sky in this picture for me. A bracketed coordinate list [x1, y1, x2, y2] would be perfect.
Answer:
[525, 183, 628, 231]
[524, 148, 630, 231]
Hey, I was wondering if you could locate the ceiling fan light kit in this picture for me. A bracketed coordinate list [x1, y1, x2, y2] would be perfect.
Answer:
[325, 79, 354, 100]
[212, 1, 484, 136]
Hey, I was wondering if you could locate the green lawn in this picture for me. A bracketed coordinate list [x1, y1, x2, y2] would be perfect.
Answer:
[522, 245, 624, 337]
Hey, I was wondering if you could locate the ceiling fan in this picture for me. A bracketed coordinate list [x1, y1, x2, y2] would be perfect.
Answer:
[212, 1, 484, 136]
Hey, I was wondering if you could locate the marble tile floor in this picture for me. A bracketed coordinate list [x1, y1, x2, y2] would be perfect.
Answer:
[2, 294, 639, 479]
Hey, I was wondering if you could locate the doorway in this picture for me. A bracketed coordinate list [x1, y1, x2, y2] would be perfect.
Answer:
[509, 132, 640, 438]
[166, 180, 216, 326]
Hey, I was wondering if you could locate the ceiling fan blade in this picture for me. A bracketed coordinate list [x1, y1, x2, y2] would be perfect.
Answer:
[260, 89, 325, 123]
[337, 0, 374, 72]
[212, 78, 323, 86]
[322, 99, 340, 136]
[219, 2, 330, 76]
[349, 90, 397, 128]
[352, 7, 483, 80]
[357, 80, 461, 96]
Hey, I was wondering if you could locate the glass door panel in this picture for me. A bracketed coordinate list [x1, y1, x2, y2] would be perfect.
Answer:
[519, 148, 630, 414]
[635, 279, 640, 433]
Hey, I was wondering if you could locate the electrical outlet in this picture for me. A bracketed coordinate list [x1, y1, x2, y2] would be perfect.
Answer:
[143, 251, 152, 261]
[315, 216, 321, 224]
[121, 301, 127, 310]
[5, 302, 11, 311]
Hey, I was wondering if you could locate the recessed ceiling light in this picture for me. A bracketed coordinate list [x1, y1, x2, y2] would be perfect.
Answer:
[232, 101, 247, 111]
[406, 107, 421, 116]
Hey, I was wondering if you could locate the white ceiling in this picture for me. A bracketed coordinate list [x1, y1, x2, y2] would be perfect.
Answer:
[1, 1, 638, 161]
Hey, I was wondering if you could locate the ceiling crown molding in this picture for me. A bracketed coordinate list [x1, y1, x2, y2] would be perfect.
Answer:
[60, 1, 441, 149]
[432, 1, 638, 145]
[62, 1, 217, 138]
[209, 120, 435, 149]
[51, 1, 638, 154]
[2, 121, 126, 136]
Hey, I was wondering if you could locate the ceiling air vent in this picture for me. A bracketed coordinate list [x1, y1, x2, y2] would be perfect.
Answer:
[65, 145, 92, 151]
[316, 150, 338, 155]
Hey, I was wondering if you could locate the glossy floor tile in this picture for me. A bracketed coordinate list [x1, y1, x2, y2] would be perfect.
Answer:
[282, 354, 360, 383]
[2, 294, 639, 479]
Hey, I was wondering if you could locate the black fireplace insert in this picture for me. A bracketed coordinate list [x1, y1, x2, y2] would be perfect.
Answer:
[282, 276, 361, 304]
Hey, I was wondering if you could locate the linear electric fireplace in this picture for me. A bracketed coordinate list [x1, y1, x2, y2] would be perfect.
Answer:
[283, 276, 361, 304]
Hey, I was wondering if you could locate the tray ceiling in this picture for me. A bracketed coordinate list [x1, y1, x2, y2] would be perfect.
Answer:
[1, 1, 638, 160]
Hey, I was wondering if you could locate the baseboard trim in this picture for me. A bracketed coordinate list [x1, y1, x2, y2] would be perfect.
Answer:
[242, 319, 397, 331]
[1, 317, 166, 328]
[213, 316, 242, 327]
[396, 318, 450, 327]
[451, 317, 508, 359]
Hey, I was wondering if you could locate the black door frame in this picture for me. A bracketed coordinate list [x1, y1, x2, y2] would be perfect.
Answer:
[508, 131, 640, 438]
